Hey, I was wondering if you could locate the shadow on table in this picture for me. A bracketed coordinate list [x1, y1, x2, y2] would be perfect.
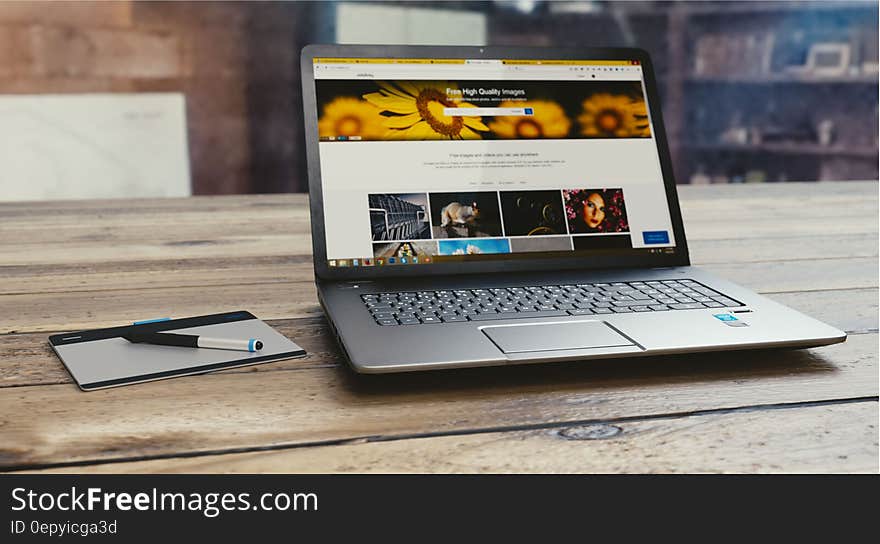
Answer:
[335, 345, 843, 398]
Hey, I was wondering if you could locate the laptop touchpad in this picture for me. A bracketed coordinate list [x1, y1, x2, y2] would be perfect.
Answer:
[481, 320, 635, 354]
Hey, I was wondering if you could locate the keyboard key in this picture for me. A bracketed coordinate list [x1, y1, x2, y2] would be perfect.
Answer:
[441, 315, 467, 323]
[364, 279, 740, 326]
[669, 303, 704, 310]
[613, 299, 653, 306]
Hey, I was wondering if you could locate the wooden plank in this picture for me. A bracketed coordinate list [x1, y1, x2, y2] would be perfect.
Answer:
[1, 181, 872, 213]
[1, 199, 871, 252]
[25, 401, 876, 474]
[2, 232, 877, 296]
[0, 282, 321, 335]
[0, 289, 873, 389]
[1, 288, 875, 389]
[0, 194, 306, 214]
[689, 233, 878, 264]
[766, 289, 878, 333]
[3, 256, 875, 334]
[0, 332, 875, 470]
[702, 257, 877, 292]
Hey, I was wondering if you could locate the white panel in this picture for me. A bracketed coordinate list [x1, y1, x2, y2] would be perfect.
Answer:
[336, 3, 487, 45]
[0, 93, 191, 201]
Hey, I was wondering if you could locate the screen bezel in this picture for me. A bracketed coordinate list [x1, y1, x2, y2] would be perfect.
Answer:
[301, 44, 690, 281]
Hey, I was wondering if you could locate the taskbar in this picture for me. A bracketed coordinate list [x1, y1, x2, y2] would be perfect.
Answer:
[327, 246, 674, 268]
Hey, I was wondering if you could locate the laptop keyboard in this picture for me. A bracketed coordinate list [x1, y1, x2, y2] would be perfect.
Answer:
[361, 279, 745, 326]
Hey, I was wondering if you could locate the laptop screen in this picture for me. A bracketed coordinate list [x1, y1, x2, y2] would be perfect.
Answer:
[312, 57, 677, 269]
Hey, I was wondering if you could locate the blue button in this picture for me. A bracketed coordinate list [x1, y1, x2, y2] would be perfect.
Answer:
[713, 314, 738, 321]
[524, 108, 534, 115]
[643, 231, 670, 244]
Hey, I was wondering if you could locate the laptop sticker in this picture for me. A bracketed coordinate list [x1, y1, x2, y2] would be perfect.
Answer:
[714, 313, 749, 327]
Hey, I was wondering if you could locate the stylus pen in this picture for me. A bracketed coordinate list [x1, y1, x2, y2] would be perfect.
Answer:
[124, 332, 263, 352]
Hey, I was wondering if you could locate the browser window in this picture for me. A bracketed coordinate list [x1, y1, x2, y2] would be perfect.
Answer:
[312, 58, 676, 268]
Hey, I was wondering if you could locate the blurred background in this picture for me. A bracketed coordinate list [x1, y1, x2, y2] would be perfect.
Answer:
[0, 0, 876, 201]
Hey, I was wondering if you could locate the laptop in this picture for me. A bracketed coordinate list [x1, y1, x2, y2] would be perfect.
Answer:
[300, 44, 845, 373]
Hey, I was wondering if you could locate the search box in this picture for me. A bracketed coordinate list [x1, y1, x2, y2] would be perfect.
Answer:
[443, 107, 534, 117]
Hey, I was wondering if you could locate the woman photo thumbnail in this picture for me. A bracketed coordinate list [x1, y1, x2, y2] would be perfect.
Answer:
[368, 193, 431, 241]
[563, 188, 629, 234]
[437, 238, 511, 256]
[429, 191, 503, 239]
[373, 241, 437, 259]
[499, 190, 566, 236]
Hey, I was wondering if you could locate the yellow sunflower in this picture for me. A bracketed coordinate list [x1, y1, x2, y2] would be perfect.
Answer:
[318, 97, 386, 140]
[488, 100, 571, 139]
[578, 94, 650, 138]
[363, 81, 489, 140]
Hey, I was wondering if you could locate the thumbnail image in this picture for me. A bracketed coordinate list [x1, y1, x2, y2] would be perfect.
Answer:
[373, 241, 437, 259]
[572, 234, 633, 250]
[509, 236, 573, 253]
[499, 190, 566, 236]
[563, 188, 629, 234]
[429, 191, 503, 239]
[368, 193, 431, 241]
[437, 239, 511, 256]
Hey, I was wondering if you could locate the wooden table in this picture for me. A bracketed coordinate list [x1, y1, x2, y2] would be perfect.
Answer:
[1, 181, 877, 473]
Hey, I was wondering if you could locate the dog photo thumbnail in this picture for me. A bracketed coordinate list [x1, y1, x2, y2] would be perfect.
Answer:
[429, 191, 503, 239]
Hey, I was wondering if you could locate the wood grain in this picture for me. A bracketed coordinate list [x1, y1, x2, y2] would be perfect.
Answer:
[2, 234, 877, 297]
[2, 257, 876, 334]
[0, 332, 875, 470]
[26, 401, 877, 474]
[1, 182, 876, 473]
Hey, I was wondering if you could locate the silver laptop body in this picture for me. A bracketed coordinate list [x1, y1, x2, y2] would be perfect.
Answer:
[300, 44, 845, 373]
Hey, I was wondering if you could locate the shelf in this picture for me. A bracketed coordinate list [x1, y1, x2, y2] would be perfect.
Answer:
[684, 142, 879, 159]
[687, 74, 878, 85]
[681, 0, 876, 17]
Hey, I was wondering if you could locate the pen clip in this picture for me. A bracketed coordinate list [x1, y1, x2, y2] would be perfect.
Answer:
[132, 317, 171, 325]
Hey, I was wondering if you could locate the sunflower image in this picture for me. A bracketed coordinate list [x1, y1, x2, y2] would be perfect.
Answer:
[318, 97, 387, 140]
[578, 94, 650, 138]
[488, 100, 571, 139]
[363, 81, 489, 140]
